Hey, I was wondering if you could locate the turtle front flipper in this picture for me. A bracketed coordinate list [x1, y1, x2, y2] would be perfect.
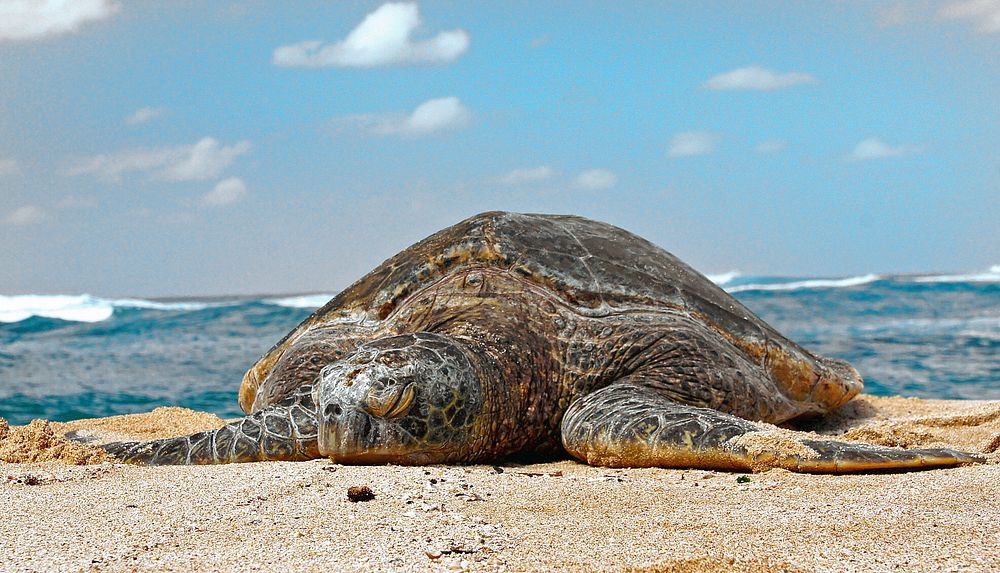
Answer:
[103, 401, 319, 465]
[561, 382, 984, 473]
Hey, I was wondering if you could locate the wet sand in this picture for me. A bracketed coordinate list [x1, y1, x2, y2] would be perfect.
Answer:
[2, 395, 998, 572]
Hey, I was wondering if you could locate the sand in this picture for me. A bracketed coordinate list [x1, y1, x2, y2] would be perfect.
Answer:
[2, 395, 999, 572]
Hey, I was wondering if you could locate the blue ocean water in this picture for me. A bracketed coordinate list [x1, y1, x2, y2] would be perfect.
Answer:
[1, 268, 998, 426]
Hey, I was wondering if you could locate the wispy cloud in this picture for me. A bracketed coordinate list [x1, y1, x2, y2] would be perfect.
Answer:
[498, 166, 555, 185]
[870, 1, 1000, 33]
[668, 131, 718, 158]
[273, 2, 469, 68]
[529, 35, 550, 49]
[201, 177, 247, 207]
[3, 205, 43, 226]
[703, 65, 816, 91]
[755, 140, 788, 154]
[71, 137, 251, 182]
[162, 139, 251, 181]
[0, 0, 119, 42]
[939, 0, 1000, 33]
[0, 157, 19, 175]
[875, 2, 918, 28]
[847, 137, 921, 161]
[573, 169, 617, 190]
[342, 97, 472, 137]
[126, 107, 165, 126]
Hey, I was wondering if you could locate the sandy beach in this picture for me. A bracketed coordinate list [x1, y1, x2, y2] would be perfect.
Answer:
[2, 395, 998, 572]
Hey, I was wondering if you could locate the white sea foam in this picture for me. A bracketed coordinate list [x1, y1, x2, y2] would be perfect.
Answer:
[0, 294, 114, 323]
[110, 298, 212, 311]
[725, 274, 881, 294]
[0, 294, 214, 323]
[914, 265, 1000, 284]
[264, 294, 335, 309]
[706, 270, 741, 286]
[858, 316, 1000, 333]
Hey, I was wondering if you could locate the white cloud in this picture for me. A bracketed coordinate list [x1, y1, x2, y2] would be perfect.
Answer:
[755, 140, 788, 154]
[273, 2, 469, 68]
[71, 137, 251, 182]
[703, 65, 816, 91]
[498, 166, 555, 185]
[668, 131, 717, 158]
[3, 205, 43, 225]
[162, 138, 251, 181]
[847, 137, 921, 161]
[573, 169, 617, 190]
[201, 177, 247, 207]
[126, 107, 165, 126]
[0, 0, 118, 41]
[939, 0, 1000, 33]
[0, 157, 18, 175]
[346, 97, 471, 137]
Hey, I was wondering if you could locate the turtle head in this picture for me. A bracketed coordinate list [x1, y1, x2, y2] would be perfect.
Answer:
[314, 333, 486, 464]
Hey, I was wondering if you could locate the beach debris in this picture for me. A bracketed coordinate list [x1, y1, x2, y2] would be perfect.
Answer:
[586, 474, 625, 483]
[426, 542, 477, 561]
[736, 475, 751, 483]
[455, 491, 484, 502]
[5, 471, 63, 485]
[347, 485, 375, 502]
[510, 469, 563, 477]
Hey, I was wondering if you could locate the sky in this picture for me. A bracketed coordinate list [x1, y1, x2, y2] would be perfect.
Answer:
[1, 1, 998, 297]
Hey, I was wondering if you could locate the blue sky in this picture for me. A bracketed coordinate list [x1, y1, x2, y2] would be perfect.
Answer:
[1, 1, 998, 297]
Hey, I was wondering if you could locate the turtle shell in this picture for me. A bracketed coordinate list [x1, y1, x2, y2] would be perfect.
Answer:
[277, 211, 782, 345]
[243, 212, 845, 411]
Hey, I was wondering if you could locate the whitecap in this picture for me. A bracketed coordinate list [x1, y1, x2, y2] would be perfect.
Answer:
[0, 294, 114, 323]
[109, 298, 213, 311]
[914, 265, 1000, 284]
[706, 270, 741, 287]
[856, 316, 1000, 335]
[264, 294, 335, 309]
[726, 274, 881, 294]
[0, 294, 223, 323]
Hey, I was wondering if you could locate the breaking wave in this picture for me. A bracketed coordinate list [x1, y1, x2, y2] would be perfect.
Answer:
[706, 270, 741, 287]
[0, 292, 344, 324]
[725, 274, 881, 294]
[264, 294, 336, 309]
[0, 294, 217, 324]
[914, 265, 1000, 284]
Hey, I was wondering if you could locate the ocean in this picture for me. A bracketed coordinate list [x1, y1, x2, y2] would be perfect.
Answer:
[2, 267, 998, 426]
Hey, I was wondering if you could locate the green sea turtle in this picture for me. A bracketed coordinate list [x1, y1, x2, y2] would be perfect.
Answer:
[103, 212, 982, 472]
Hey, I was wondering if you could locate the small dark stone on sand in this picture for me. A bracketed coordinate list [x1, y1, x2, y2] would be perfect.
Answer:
[347, 485, 375, 502]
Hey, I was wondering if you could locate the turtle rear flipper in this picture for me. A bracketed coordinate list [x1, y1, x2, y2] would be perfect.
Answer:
[561, 382, 984, 473]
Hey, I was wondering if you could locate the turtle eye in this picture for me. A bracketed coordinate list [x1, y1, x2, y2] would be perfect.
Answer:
[365, 382, 416, 419]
